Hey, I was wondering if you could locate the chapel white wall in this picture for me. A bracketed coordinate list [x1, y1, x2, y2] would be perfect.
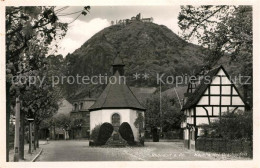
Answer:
[90, 110, 102, 132]
[90, 109, 142, 141]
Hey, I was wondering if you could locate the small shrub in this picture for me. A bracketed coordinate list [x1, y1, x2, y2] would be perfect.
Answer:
[119, 122, 135, 145]
[97, 122, 114, 145]
[200, 110, 252, 140]
[90, 124, 101, 143]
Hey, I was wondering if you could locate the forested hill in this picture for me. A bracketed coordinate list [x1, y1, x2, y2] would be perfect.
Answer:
[64, 21, 208, 98]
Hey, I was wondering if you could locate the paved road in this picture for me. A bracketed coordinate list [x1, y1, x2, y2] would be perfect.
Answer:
[36, 140, 247, 161]
[37, 140, 139, 161]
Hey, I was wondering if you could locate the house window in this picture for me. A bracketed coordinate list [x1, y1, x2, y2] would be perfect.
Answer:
[80, 102, 83, 110]
[112, 113, 120, 127]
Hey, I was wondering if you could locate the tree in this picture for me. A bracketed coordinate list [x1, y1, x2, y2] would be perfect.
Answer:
[134, 112, 145, 145]
[6, 6, 67, 160]
[178, 5, 252, 106]
[6, 6, 90, 161]
[144, 94, 184, 140]
[54, 114, 72, 131]
[178, 6, 252, 63]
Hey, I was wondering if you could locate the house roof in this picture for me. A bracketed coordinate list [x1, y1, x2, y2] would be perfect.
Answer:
[72, 97, 96, 103]
[89, 71, 146, 111]
[182, 66, 222, 110]
[182, 65, 250, 110]
[63, 98, 74, 105]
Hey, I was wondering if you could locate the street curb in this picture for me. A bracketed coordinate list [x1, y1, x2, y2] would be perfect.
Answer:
[31, 148, 43, 162]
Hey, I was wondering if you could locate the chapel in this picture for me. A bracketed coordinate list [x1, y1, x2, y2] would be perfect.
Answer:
[89, 55, 146, 144]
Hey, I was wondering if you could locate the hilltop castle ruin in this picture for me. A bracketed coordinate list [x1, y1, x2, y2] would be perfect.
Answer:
[111, 13, 153, 26]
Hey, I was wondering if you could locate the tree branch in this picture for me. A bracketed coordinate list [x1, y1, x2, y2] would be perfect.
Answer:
[188, 6, 226, 38]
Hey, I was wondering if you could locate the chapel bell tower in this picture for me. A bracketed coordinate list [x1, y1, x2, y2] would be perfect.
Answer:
[112, 53, 125, 75]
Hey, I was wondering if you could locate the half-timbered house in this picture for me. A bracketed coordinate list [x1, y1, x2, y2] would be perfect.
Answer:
[181, 65, 248, 149]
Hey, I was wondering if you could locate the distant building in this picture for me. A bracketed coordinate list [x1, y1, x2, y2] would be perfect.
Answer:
[113, 13, 153, 26]
[46, 97, 96, 140]
[142, 17, 153, 23]
[57, 99, 74, 115]
[181, 65, 248, 150]
[70, 97, 96, 139]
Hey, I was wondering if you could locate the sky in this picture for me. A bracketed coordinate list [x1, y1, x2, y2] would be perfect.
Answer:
[52, 6, 182, 56]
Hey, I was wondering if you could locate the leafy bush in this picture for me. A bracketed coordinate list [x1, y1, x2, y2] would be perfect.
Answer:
[90, 123, 114, 146]
[97, 122, 114, 145]
[198, 110, 253, 157]
[90, 124, 101, 143]
[119, 122, 135, 145]
[134, 111, 144, 129]
[201, 110, 252, 140]
[164, 130, 183, 139]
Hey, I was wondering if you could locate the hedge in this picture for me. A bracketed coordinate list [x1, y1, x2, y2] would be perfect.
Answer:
[119, 122, 135, 145]
[196, 138, 252, 158]
[97, 122, 114, 145]
[90, 123, 113, 146]
[90, 124, 101, 142]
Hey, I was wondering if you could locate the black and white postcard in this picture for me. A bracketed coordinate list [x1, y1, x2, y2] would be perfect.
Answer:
[0, 0, 259, 168]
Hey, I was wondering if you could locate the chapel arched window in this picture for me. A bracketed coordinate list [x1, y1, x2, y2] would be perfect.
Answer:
[112, 113, 120, 127]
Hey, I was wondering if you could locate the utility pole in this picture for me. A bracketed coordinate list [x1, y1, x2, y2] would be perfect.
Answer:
[19, 100, 24, 160]
[174, 87, 183, 109]
[14, 97, 20, 162]
[27, 118, 34, 154]
[159, 80, 162, 134]
[29, 122, 32, 154]
[6, 82, 11, 162]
